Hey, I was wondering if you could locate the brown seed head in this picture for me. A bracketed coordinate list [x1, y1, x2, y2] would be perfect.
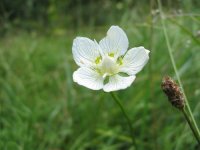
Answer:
[161, 76, 185, 109]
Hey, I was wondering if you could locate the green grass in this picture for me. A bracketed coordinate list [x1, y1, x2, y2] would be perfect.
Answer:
[0, 11, 200, 150]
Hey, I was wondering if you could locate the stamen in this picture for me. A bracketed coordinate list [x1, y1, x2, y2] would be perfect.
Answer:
[117, 57, 123, 65]
[95, 56, 102, 64]
[108, 53, 115, 57]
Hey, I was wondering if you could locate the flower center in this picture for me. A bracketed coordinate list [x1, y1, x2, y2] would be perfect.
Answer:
[100, 55, 119, 76]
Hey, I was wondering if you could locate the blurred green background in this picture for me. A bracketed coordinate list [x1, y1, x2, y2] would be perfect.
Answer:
[0, 0, 200, 149]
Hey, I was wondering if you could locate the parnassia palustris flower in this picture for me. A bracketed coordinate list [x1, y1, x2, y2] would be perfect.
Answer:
[72, 26, 150, 92]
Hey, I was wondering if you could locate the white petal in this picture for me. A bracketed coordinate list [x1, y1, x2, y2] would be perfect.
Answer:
[119, 47, 149, 75]
[73, 67, 104, 90]
[103, 75, 136, 92]
[99, 26, 128, 57]
[72, 37, 101, 67]
[145, 49, 150, 54]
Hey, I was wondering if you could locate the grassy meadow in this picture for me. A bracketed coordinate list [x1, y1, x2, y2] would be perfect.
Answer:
[0, 1, 200, 150]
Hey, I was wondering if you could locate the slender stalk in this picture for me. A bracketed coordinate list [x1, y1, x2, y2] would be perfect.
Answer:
[157, 0, 200, 145]
[175, 103, 200, 150]
[110, 92, 137, 148]
[182, 108, 200, 144]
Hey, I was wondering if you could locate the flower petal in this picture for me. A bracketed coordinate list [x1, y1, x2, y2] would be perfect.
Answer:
[72, 37, 101, 67]
[103, 75, 136, 92]
[119, 47, 149, 75]
[73, 67, 104, 90]
[99, 26, 128, 57]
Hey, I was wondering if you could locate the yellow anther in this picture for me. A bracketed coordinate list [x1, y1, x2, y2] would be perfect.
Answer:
[95, 56, 102, 64]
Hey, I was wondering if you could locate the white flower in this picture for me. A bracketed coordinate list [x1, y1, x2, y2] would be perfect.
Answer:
[72, 26, 150, 92]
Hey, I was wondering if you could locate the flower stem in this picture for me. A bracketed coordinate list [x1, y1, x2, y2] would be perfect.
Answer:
[157, 0, 200, 145]
[182, 108, 200, 145]
[110, 92, 137, 148]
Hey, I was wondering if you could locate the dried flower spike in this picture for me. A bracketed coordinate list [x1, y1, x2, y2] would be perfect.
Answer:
[161, 76, 185, 109]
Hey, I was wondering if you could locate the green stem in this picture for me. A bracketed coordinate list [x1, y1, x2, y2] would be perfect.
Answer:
[110, 92, 137, 148]
[185, 103, 200, 141]
[157, 0, 200, 145]
[182, 108, 200, 145]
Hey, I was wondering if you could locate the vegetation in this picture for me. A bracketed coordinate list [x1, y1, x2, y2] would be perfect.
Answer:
[0, 0, 200, 149]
